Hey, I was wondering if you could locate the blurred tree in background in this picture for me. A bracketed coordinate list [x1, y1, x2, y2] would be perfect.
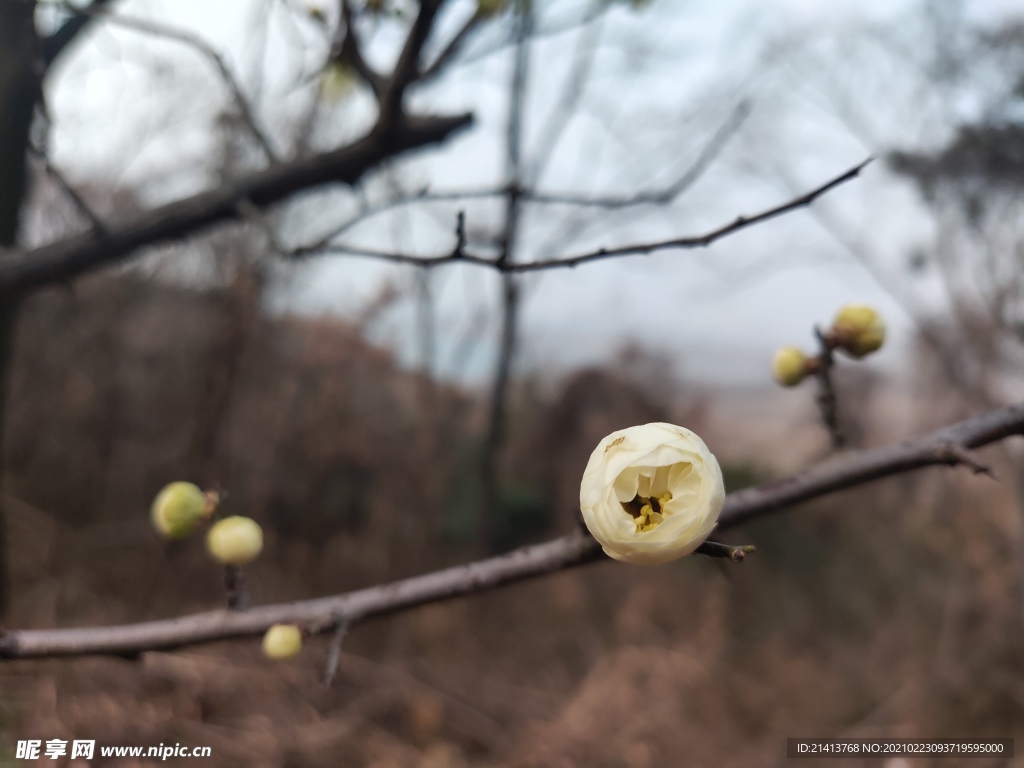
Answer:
[4, 1, 1024, 766]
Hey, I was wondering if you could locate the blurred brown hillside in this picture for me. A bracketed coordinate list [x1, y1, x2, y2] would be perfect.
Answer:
[2, 273, 1024, 767]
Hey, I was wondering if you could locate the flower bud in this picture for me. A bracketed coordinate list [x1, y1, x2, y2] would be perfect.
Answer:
[579, 423, 725, 565]
[151, 482, 211, 540]
[772, 346, 809, 387]
[832, 303, 885, 358]
[476, 0, 508, 17]
[207, 516, 264, 566]
[321, 63, 356, 103]
[262, 624, 302, 660]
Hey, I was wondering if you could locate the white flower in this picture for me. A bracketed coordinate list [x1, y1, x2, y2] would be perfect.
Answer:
[579, 423, 725, 565]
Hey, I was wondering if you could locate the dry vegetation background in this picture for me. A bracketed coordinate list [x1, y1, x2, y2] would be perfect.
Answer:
[6, 2, 1024, 767]
[1, 268, 1023, 768]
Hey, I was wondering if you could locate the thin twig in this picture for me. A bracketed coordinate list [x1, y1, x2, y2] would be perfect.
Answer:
[695, 540, 756, 562]
[812, 326, 845, 449]
[332, 0, 386, 98]
[41, 0, 115, 66]
[236, 199, 288, 257]
[303, 158, 873, 271]
[480, 0, 532, 549]
[59, 2, 280, 163]
[934, 440, 995, 478]
[293, 103, 749, 257]
[377, 0, 445, 129]
[1, 401, 1021, 661]
[418, 6, 486, 85]
[322, 619, 350, 687]
[28, 145, 108, 237]
[526, 100, 752, 209]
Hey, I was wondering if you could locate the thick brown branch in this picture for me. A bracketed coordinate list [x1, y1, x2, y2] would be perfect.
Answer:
[1, 401, 1021, 661]
[0, 113, 473, 295]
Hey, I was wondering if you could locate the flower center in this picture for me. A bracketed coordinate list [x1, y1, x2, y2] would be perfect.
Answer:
[621, 491, 672, 533]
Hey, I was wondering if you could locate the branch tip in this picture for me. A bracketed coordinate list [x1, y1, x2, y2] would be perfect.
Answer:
[695, 540, 756, 562]
[322, 620, 350, 688]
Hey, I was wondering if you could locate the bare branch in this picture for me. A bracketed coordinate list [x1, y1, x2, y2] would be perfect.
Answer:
[378, 0, 446, 128]
[59, 3, 280, 163]
[510, 157, 873, 272]
[0, 113, 473, 295]
[332, 0, 386, 98]
[292, 107, 749, 253]
[41, 0, 116, 67]
[452, 1, 609, 75]
[418, 8, 487, 85]
[526, 100, 751, 209]
[480, 0, 533, 546]
[2, 401, 1021, 661]
[27, 145, 108, 237]
[298, 158, 872, 271]
[812, 326, 845, 449]
[322, 619, 350, 688]
[526, 12, 602, 186]
[297, 186, 501, 254]
[694, 540, 756, 562]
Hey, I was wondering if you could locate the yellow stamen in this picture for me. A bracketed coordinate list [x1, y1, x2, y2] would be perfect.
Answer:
[626, 493, 670, 534]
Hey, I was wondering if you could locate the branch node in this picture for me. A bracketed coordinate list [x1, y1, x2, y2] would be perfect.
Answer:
[936, 440, 994, 478]
[695, 540, 756, 562]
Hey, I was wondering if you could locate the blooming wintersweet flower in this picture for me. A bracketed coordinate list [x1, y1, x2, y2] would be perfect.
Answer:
[579, 423, 725, 565]
[207, 516, 264, 566]
[832, 303, 886, 358]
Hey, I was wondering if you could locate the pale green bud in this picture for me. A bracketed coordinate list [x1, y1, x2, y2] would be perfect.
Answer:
[207, 516, 264, 566]
[262, 624, 302, 660]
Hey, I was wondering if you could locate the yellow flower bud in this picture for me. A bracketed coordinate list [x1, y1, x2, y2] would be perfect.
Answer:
[207, 516, 264, 566]
[832, 303, 885, 358]
[151, 482, 209, 539]
[772, 346, 808, 387]
[262, 624, 302, 660]
[476, 0, 508, 17]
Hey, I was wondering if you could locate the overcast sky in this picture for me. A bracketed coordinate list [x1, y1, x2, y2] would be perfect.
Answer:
[42, 0, 1017, 387]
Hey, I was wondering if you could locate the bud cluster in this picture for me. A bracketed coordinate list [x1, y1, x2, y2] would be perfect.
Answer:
[149, 483, 292, 660]
[771, 303, 886, 387]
